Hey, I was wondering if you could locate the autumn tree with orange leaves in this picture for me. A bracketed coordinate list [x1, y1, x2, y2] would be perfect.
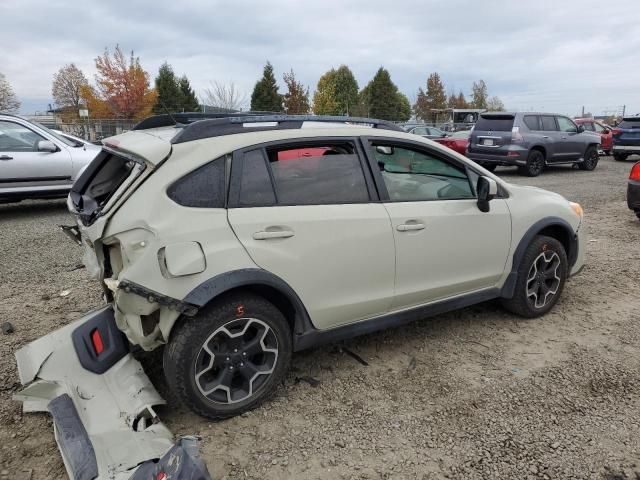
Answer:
[84, 45, 156, 119]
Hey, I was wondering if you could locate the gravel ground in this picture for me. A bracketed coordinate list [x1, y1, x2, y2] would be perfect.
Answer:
[1, 156, 640, 479]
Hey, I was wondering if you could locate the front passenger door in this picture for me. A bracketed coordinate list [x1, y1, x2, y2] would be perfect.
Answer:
[365, 139, 511, 310]
[556, 116, 583, 160]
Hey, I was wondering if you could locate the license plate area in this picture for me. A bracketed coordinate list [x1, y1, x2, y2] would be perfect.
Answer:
[481, 138, 495, 146]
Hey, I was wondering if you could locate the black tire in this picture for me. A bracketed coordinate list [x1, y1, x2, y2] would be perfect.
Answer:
[603, 150, 611, 156]
[501, 235, 568, 318]
[518, 150, 545, 177]
[480, 162, 497, 172]
[164, 292, 292, 420]
[614, 153, 628, 162]
[636, 210, 640, 221]
[578, 146, 599, 171]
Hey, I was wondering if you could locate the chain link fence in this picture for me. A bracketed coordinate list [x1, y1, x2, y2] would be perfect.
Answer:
[54, 120, 137, 142]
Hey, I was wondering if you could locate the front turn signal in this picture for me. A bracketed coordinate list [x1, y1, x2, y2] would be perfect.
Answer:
[569, 201, 584, 219]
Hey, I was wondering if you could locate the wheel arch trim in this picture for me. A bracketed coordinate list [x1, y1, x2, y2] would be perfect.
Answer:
[500, 216, 577, 299]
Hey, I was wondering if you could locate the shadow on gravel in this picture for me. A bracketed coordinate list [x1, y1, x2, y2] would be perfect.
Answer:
[0, 199, 69, 219]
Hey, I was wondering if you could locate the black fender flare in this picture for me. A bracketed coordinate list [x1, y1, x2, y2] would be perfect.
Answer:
[183, 268, 314, 341]
[500, 216, 578, 299]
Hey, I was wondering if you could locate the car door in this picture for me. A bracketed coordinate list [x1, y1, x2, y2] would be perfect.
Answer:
[364, 138, 511, 310]
[0, 119, 72, 192]
[555, 116, 583, 160]
[227, 139, 396, 330]
[537, 115, 563, 162]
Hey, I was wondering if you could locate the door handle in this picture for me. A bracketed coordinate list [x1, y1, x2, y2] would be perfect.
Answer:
[561, 136, 567, 140]
[0, 155, 13, 160]
[397, 223, 425, 232]
[253, 229, 295, 240]
[542, 136, 549, 139]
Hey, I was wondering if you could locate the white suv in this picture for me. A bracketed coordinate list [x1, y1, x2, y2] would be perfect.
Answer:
[19, 112, 586, 419]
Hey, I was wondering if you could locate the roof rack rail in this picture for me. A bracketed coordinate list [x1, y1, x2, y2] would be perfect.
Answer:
[132, 112, 281, 131]
[170, 114, 403, 144]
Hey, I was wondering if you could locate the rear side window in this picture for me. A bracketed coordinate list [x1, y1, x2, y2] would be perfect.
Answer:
[238, 150, 276, 206]
[523, 115, 540, 130]
[265, 142, 369, 205]
[167, 157, 226, 208]
[474, 115, 514, 132]
[556, 117, 577, 133]
[540, 116, 558, 131]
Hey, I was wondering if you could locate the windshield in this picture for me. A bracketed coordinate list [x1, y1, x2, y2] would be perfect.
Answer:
[29, 120, 77, 147]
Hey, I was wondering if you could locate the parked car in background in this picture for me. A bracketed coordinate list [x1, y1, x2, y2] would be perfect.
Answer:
[52, 129, 101, 148]
[0, 114, 100, 203]
[574, 118, 613, 155]
[612, 116, 640, 161]
[433, 129, 470, 155]
[467, 112, 601, 176]
[628, 161, 640, 220]
[406, 125, 448, 139]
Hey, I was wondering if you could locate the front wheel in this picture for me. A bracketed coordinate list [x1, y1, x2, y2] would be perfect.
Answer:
[614, 153, 628, 162]
[603, 150, 611, 156]
[578, 146, 599, 170]
[518, 150, 545, 177]
[501, 235, 568, 318]
[164, 293, 292, 420]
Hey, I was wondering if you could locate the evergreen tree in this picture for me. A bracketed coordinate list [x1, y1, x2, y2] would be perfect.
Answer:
[413, 72, 447, 121]
[313, 65, 359, 115]
[360, 67, 410, 121]
[178, 75, 200, 112]
[456, 91, 468, 108]
[250, 62, 283, 112]
[154, 63, 182, 113]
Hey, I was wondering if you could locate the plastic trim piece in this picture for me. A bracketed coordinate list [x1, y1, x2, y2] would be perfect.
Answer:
[119, 279, 199, 316]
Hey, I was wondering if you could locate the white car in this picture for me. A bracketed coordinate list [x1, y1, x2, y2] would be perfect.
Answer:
[15, 114, 585, 479]
[0, 114, 100, 202]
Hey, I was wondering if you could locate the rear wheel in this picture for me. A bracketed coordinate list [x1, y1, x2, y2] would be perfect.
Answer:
[518, 150, 545, 177]
[603, 150, 611, 156]
[501, 235, 568, 318]
[614, 152, 628, 162]
[636, 210, 640, 221]
[578, 146, 598, 170]
[164, 293, 292, 419]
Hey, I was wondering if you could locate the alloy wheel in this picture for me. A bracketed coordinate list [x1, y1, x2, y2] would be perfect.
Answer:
[526, 251, 561, 309]
[194, 318, 278, 404]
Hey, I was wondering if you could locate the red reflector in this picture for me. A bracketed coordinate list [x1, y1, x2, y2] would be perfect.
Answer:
[91, 329, 104, 355]
[612, 128, 622, 136]
[507, 151, 520, 157]
[156, 472, 167, 480]
[630, 163, 640, 181]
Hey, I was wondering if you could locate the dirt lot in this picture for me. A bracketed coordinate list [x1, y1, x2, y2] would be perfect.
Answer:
[1, 156, 640, 480]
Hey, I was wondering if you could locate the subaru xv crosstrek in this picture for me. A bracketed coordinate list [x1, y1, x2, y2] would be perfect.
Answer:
[467, 112, 600, 176]
[14, 114, 585, 479]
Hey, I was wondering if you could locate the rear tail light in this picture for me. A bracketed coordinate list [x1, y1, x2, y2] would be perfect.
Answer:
[511, 126, 524, 143]
[507, 151, 520, 157]
[630, 163, 640, 181]
[91, 329, 105, 355]
[612, 128, 622, 136]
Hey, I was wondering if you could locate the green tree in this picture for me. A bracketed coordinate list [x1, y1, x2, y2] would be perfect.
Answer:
[486, 95, 505, 112]
[0, 72, 20, 113]
[456, 91, 469, 108]
[471, 79, 488, 109]
[312, 65, 359, 115]
[413, 72, 447, 121]
[250, 61, 282, 112]
[282, 69, 310, 114]
[178, 75, 200, 112]
[358, 67, 410, 121]
[153, 62, 182, 113]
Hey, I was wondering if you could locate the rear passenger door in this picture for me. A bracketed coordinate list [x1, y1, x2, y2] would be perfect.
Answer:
[227, 139, 396, 330]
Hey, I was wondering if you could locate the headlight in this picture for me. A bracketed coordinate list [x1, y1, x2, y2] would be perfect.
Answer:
[569, 201, 583, 219]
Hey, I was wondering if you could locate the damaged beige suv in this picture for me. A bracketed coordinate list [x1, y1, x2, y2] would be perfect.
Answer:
[15, 114, 585, 479]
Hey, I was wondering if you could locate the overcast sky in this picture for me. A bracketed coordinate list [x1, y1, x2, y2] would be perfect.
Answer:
[1, 0, 638, 117]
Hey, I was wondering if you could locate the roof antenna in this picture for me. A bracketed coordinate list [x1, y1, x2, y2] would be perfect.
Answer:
[159, 101, 182, 127]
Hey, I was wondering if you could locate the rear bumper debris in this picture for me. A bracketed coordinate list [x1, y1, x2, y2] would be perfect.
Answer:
[14, 306, 212, 480]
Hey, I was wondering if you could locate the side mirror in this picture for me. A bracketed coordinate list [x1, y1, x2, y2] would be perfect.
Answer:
[37, 140, 58, 153]
[477, 176, 498, 213]
[577, 125, 585, 133]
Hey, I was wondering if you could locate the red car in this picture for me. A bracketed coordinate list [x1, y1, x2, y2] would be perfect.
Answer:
[432, 130, 470, 156]
[574, 118, 613, 155]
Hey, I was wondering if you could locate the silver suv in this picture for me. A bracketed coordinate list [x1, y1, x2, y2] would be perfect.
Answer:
[0, 114, 100, 202]
[467, 112, 601, 176]
[15, 114, 586, 479]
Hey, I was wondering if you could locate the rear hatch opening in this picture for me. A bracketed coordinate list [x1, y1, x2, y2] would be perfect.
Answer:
[69, 149, 146, 226]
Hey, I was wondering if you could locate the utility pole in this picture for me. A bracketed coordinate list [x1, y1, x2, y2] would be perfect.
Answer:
[622, 105, 626, 117]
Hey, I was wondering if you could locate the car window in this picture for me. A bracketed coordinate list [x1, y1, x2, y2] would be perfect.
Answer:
[167, 156, 227, 208]
[540, 116, 558, 131]
[264, 142, 369, 205]
[556, 116, 577, 133]
[593, 123, 604, 133]
[238, 149, 276, 207]
[475, 115, 515, 131]
[0, 121, 45, 152]
[372, 143, 474, 202]
[412, 127, 428, 135]
[581, 122, 595, 132]
[523, 115, 540, 131]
